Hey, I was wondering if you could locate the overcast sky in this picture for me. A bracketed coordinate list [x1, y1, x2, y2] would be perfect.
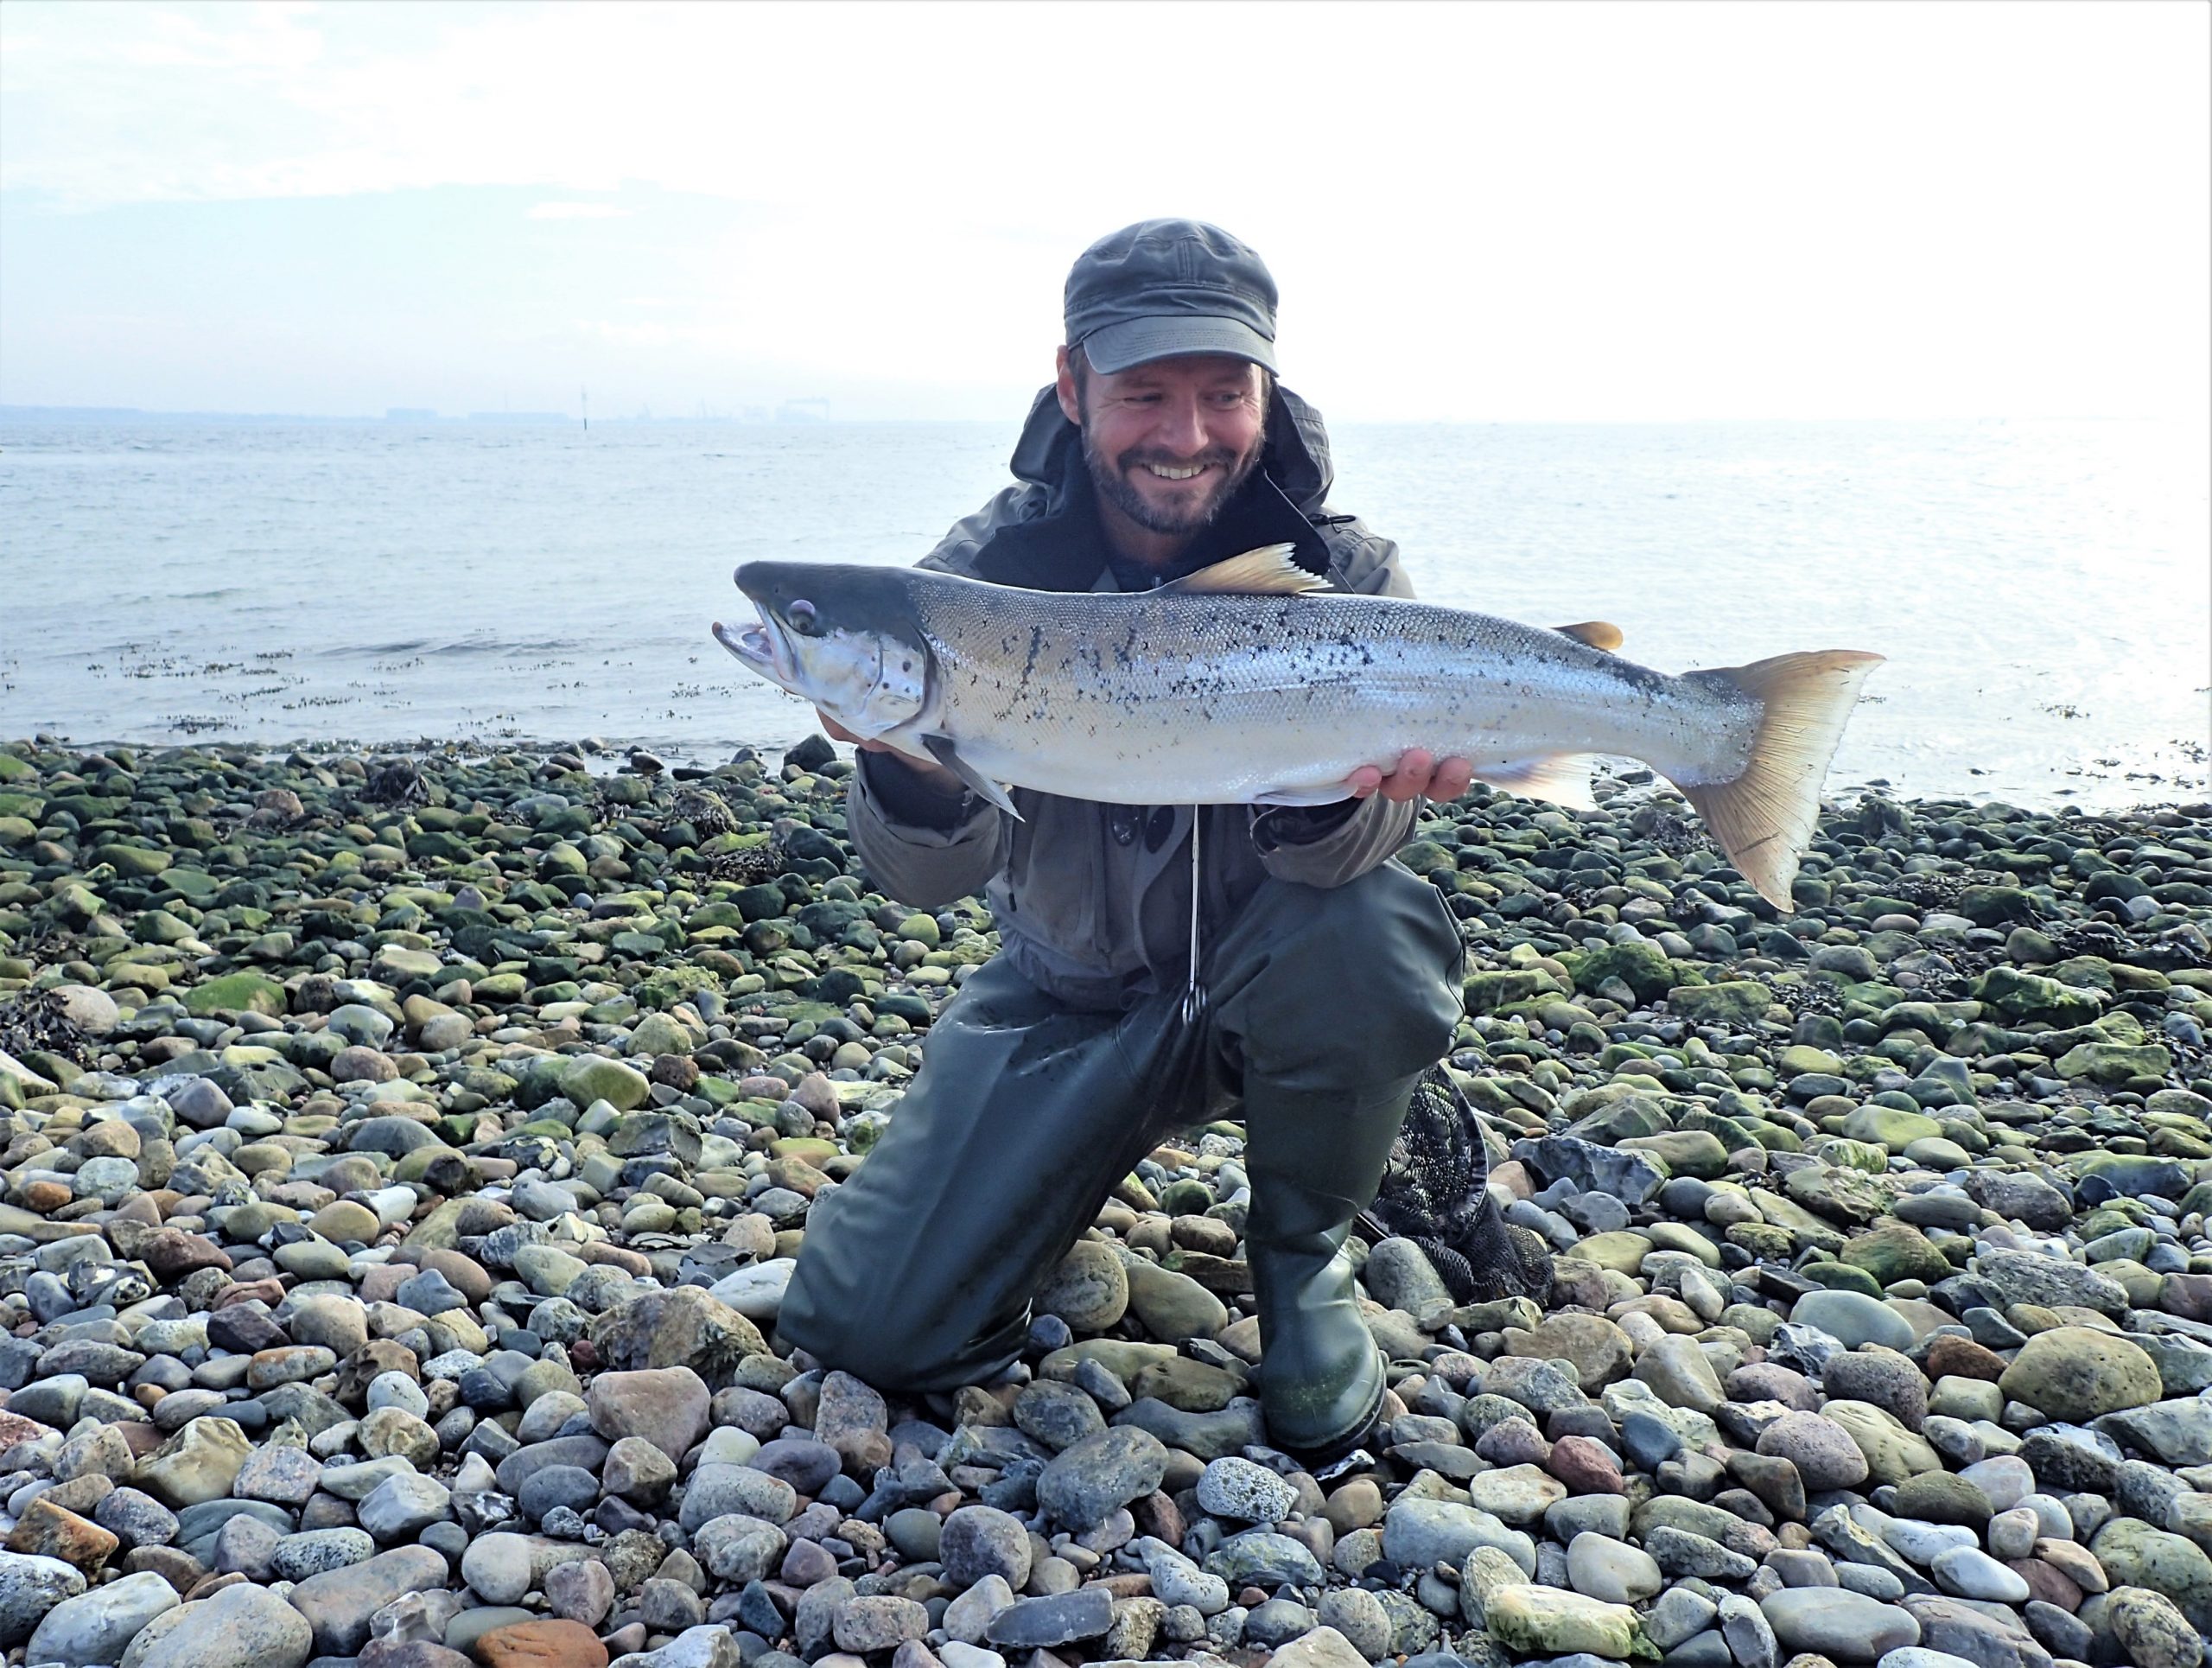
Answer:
[2, 1, 2206, 422]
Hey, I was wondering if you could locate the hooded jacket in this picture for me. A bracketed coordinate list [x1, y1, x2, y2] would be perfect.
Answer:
[844, 382, 1422, 1009]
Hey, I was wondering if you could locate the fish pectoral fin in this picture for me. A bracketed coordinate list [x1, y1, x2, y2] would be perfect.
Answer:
[1554, 620, 1624, 653]
[1249, 785, 1354, 806]
[921, 735, 1023, 819]
[1471, 754, 1599, 812]
[1158, 544, 1329, 596]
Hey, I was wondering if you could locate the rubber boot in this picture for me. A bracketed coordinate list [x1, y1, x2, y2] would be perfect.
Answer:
[1241, 1072, 1423, 1462]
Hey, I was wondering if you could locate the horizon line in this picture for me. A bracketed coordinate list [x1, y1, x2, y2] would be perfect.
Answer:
[0, 401, 2194, 429]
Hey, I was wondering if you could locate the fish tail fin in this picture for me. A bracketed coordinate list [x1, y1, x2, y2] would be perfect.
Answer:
[1676, 650, 1884, 908]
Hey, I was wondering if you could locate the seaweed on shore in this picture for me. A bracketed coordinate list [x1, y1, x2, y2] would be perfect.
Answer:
[0, 989, 90, 1069]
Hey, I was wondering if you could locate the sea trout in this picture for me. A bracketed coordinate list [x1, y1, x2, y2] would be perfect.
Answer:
[713, 544, 1882, 907]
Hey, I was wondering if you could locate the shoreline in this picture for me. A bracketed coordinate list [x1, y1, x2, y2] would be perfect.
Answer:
[2, 735, 2211, 1668]
[6, 729, 2208, 818]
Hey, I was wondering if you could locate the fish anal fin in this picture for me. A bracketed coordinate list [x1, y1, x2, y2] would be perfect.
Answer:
[921, 735, 1023, 820]
[1554, 621, 1624, 653]
[1472, 754, 1598, 812]
[1159, 544, 1328, 596]
[1678, 649, 1885, 908]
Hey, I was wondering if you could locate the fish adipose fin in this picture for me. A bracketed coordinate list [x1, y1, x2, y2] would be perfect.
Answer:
[1160, 544, 1329, 596]
[1554, 621, 1624, 652]
[922, 735, 1023, 820]
[1471, 754, 1599, 812]
[1678, 650, 1885, 910]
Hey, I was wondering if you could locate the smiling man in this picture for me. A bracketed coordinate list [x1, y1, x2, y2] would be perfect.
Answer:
[777, 220, 1495, 1464]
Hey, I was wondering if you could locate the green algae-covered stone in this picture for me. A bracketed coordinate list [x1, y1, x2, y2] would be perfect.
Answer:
[1999, 1326, 2163, 1421]
[560, 1056, 651, 1112]
[1667, 982, 1774, 1026]
[185, 971, 287, 1018]
[1564, 939, 1675, 1004]
[2056, 1041, 2173, 1083]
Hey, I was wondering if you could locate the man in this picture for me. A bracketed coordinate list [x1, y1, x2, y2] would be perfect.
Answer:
[776, 220, 1471, 1462]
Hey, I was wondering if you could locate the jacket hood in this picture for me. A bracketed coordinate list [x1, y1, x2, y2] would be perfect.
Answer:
[1007, 380, 1339, 516]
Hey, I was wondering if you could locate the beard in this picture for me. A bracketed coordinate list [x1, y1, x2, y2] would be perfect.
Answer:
[1083, 428, 1266, 536]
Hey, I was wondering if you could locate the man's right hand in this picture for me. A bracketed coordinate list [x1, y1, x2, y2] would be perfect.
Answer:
[817, 711, 965, 796]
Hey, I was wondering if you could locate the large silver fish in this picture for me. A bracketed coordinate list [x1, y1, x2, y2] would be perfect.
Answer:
[713, 544, 1882, 907]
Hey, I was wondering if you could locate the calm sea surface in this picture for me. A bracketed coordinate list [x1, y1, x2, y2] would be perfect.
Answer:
[3, 415, 2206, 810]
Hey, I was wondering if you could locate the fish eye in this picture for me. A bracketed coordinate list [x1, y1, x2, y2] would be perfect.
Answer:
[788, 599, 821, 635]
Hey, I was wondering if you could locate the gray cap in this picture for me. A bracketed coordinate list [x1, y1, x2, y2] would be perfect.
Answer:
[1063, 219, 1278, 374]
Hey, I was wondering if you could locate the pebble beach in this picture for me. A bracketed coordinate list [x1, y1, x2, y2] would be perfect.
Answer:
[2, 735, 2211, 1668]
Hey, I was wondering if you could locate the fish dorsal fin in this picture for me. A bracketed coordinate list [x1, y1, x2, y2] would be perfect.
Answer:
[1554, 621, 1624, 652]
[1158, 544, 1328, 596]
[1472, 753, 1599, 812]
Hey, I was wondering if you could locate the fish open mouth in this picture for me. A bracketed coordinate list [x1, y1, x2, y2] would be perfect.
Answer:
[711, 612, 796, 691]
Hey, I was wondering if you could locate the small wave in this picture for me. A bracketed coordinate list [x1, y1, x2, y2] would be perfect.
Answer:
[318, 639, 435, 658]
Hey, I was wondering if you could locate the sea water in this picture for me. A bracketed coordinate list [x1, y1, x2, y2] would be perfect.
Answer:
[2, 413, 2205, 809]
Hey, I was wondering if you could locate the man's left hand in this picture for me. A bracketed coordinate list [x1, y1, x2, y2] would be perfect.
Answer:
[1346, 749, 1475, 804]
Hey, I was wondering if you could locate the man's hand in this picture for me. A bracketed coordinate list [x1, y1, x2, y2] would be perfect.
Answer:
[1346, 748, 1475, 804]
[817, 711, 964, 796]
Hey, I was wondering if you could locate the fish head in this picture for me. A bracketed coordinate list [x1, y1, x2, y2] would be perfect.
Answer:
[715, 560, 931, 740]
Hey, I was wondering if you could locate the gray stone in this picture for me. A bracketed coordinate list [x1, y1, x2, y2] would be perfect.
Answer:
[1718, 1594, 1778, 1668]
[678, 1464, 796, 1531]
[1381, 1499, 1535, 1577]
[1205, 1530, 1327, 1588]
[1111, 1395, 1267, 1461]
[1930, 1544, 2029, 1602]
[1035, 1427, 1166, 1531]
[1971, 1248, 2128, 1315]
[690, 1513, 787, 1585]
[942, 1575, 1018, 1645]
[1790, 1290, 1916, 1352]
[607, 1625, 741, 1668]
[130, 1581, 313, 1668]
[272, 1529, 377, 1582]
[1758, 1410, 1872, 1490]
[938, 1506, 1032, 1591]
[831, 1583, 929, 1654]
[287, 1544, 449, 1655]
[984, 1588, 1115, 1649]
[0, 1550, 88, 1648]
[2100, 1397, 2212, 1467]
[1643, 1586, 1719, 1652]
[1132, 1537, 1230, 1617]
[1759, 1588, 1921, 1660]
[358, 1473, 452, 1541]
[26, 1570, 180, 1668]
[1511, 1135, 1667, 1205]
[1194, 1456, 1298, 1524]
[1314, 1590, 1393, 1661]
[1565, 1534, 1662, 1604]
[1010, 1381, 1107, 1452]
[1647, 1525, 1758, 1581]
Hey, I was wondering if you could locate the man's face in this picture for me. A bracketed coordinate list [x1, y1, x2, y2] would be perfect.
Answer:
[1057, 352, 1268, 537]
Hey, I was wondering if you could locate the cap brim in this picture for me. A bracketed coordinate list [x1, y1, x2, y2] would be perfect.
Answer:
[1078, 314, 1277, 375]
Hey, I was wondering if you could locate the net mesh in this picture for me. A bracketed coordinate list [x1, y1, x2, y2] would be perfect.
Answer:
[1363, 1063, 1554, 1304]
